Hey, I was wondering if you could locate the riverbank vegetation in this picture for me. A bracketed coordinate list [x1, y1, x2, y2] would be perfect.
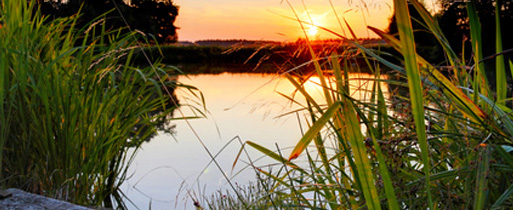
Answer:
[208, 0, 513, 209]
[134, 38, 389, 75]
[3, 0, 513, 209]
[0, 0, 198, 208]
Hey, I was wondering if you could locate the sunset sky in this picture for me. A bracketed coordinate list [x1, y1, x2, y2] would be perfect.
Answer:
[173, 0, 439, 42]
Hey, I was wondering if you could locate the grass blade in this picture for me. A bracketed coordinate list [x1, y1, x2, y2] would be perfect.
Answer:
[474, 145, 490, 210]
[491, 183, 513, 209]
[288, 102, 341, 160]
[491, 145, 513, 208]
[342, 98, 381, 210]
[467, 0, 489, 101]
[369, 26, 488, 125]
[495, 0, 506, 105]
[393, 0, 432, 206]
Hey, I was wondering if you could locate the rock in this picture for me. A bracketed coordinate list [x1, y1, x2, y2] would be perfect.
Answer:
[0, 188, 92, 210]
[0, 190, 12, 199]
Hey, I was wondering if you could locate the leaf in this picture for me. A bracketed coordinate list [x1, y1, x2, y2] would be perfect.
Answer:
[474, 145, 490, 210]
[342, 99, 382, 210]
[467, 0, 490, 100]
[393, 0, 433, 206]
[369, 26, 488, 125]
[491, 183, 513, 209]
[244, 141, 298, 169]
[495, 0, 506, 105]
[502, 145, 513, 153]
[288, 102, 341, 160]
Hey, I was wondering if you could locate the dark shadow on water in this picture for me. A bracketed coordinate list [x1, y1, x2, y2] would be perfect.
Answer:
[130, 78, 180, 143]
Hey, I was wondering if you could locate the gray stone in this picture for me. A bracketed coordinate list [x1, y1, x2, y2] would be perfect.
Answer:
[0, 188, 93, 210]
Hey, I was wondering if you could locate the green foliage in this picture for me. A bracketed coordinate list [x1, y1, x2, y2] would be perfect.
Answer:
[229, 0, 513, 209]
[37, 0, 179, 43]
[386, 1, 444, 64]
[437, 0, 513, 80]
[203, 180, 291, 210]
[393, 0, 432, 206]
[0, 0, 189, 208]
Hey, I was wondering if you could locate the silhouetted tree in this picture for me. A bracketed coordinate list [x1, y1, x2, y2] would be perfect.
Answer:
[387, 0, 513, 68]
[386, 1, 444, 64]
[128, 0, 179, 43]
[36, 0, 179, 43]
[437, 0, 513, 61]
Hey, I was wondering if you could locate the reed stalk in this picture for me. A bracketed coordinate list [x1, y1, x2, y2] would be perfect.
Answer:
[230, 0, 513, 209]
[0, 0, 187, 208]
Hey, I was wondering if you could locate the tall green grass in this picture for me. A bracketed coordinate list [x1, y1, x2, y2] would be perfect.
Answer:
[231, 0, 513, 209]
[0, 0, 187, 208]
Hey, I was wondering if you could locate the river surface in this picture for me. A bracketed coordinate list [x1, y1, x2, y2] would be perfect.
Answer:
[121, 72, 384, 210]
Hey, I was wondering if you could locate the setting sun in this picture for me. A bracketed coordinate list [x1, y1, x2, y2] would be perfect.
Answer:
[300, 12, 329, 39]
[308, 26, 318, 36]
[174, 0, 403, 41]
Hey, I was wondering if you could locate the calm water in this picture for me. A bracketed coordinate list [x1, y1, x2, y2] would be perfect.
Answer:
[121, 72, 384, 210]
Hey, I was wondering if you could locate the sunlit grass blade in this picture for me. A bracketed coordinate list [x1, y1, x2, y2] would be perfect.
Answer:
[341, 98, 382, 210]
[332, 55, 399, 209]
[460, 86, 512, 140]
[241, 141, 299, 170]
[393, 0, 432, 206]
[343, 20, 375, 74]
[467, 0, 489, 101]
[288, 102, 341, 160]
[355, 110, 399, 209]
[495, 0, 506, 105]
[284, 0, 332, 107]
[409, 0, 459, 68]
[284, 73, 322, 113]
[368, 26, 488, 125]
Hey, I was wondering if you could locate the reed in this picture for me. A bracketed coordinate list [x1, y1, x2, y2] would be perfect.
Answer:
[232, 0, 513, 209]
[0, 0, 189, 208]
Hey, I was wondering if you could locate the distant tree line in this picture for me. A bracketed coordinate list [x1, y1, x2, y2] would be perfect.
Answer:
[35, 0, 179, 43]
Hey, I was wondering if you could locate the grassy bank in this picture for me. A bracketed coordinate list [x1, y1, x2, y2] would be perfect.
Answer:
[205, 0, 513, 209]
[133, 39, 391, 75]
[0, 1, 198, 208]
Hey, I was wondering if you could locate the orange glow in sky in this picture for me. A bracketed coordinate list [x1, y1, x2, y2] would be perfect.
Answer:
[173, 0, 439, 42]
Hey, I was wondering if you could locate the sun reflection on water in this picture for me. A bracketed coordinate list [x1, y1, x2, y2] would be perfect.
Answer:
[123, 72, 389, 210]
